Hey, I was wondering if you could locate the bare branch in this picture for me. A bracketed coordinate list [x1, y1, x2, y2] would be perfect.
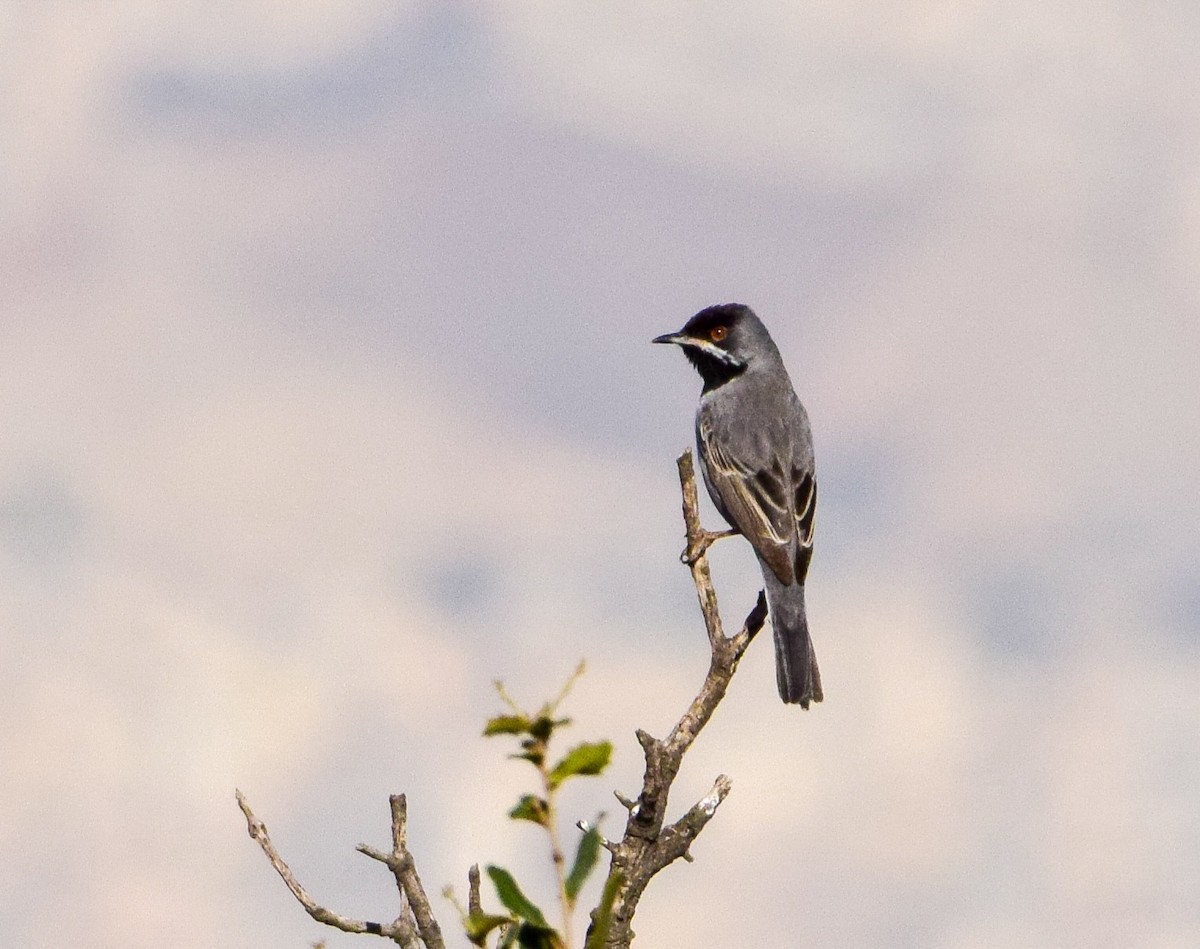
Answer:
[387, 795, 446, 949]
[595, 450, 768, 948]
[656, 774, 733, 868]
[236, 789, 408, 943]
[237, 789, 443, 949]
[467, 864, 482, 918]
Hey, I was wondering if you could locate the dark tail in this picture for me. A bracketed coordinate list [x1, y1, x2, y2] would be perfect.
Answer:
[763, 571, 823, 708]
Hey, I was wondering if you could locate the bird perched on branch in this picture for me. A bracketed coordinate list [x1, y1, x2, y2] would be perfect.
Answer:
[653, 303, 822, 707]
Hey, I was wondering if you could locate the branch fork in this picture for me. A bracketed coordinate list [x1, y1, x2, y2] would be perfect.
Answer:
[236, 790, 444, 949]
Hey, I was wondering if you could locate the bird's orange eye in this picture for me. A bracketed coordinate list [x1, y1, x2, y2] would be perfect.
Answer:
[710, 325, 728, 342]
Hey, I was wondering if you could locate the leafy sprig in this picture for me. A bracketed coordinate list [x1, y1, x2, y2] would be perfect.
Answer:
[464, 662, 617, 949]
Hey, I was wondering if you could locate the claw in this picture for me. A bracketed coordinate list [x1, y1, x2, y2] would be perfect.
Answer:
[681, 528, 738, 564]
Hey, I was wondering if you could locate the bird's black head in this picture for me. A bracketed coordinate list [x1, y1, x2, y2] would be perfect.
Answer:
[652, 303, 777, 390]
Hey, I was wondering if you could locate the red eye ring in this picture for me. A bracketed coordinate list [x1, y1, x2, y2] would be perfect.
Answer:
[710, 326, 728, 342]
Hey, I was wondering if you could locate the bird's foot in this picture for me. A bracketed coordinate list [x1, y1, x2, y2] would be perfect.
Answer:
[681, 528, 738, 565]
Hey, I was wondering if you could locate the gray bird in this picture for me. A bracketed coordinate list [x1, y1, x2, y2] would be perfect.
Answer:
[654, 303, 822, 707]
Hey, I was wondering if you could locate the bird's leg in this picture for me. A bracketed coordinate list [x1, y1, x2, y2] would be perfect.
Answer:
[682, 527, 739, 565]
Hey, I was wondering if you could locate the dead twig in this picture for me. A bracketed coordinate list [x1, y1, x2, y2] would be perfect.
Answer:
[356, 795, 446, 949]
[237, 789, 443, 949]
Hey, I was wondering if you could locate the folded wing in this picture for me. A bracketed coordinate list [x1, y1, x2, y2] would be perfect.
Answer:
[792, 468, 816, 583]
[699, 422, 802, 585]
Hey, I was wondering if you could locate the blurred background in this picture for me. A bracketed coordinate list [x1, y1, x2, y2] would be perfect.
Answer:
[3, 2, 1198, 947]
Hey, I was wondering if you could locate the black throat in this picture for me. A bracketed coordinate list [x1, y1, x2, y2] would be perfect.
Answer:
[685, 347, 747, 392]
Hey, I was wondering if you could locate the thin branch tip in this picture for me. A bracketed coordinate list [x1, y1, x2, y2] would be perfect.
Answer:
[701, 775, 733, 815]
[467, 864, 482, 917]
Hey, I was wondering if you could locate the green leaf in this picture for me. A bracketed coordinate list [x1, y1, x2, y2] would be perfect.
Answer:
[565, 824, 602, 901]
[508, 795, 550, 826]
[465, 912, 513, 946]
[484, 715, 532, 737]
[487, 865, 549, 928]
[548, 741, 613, 790]
[583, 871, 624, 949]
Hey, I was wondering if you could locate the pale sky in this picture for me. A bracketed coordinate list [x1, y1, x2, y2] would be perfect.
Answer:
[3, 3, 1199, 948]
